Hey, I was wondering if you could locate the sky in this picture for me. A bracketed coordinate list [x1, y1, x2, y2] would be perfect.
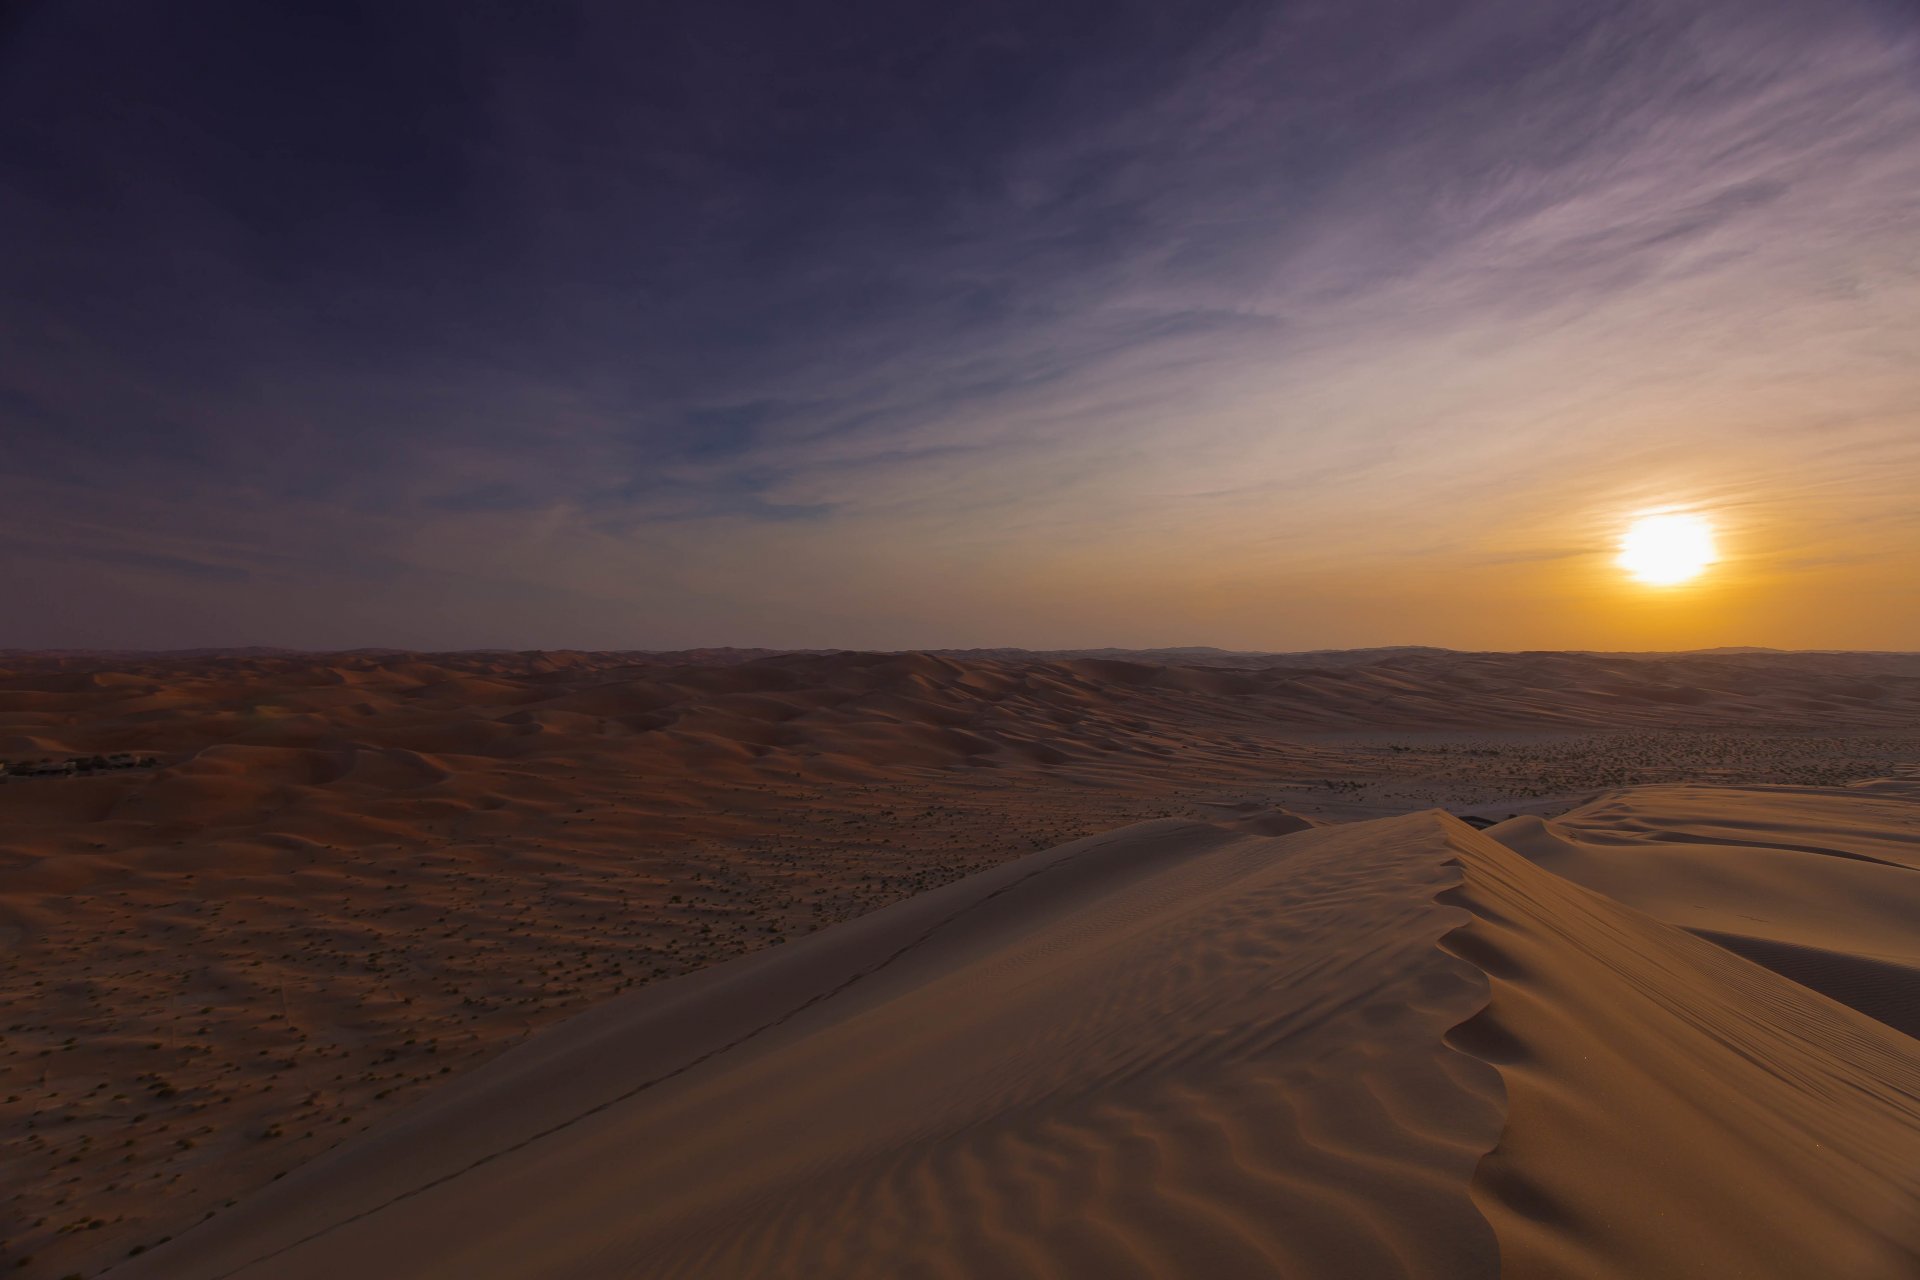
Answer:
[3, 0, 1917, 652]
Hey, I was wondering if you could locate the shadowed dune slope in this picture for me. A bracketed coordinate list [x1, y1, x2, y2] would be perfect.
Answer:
[113, 790, 1920, 1280]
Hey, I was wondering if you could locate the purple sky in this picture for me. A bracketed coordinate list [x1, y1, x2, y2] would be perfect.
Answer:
[4, 0, 1917, 650]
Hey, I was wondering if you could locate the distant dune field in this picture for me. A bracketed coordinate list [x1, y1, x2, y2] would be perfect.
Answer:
[2, 649, 1917, 1278]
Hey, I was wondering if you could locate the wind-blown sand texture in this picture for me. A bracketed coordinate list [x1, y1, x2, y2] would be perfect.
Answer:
[2, 649, 1917, 1277]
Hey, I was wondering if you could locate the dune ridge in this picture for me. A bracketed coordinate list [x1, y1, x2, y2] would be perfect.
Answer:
[108, 782, 1920, 1280]
[114, 814, 1505, 1279]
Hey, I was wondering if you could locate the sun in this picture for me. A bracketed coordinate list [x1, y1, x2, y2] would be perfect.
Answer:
[1618, 513, 1717, 585]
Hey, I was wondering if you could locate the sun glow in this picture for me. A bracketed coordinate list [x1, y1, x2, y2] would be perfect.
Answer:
[1618, 513, 1718, 585]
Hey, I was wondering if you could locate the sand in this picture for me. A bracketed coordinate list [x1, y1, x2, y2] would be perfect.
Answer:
[107, 814, 1506, 1279]
[2, 649, 1917, 1277]
[1454, 787, 1920, 1277]
[1486, 783, 1920, 1036]
[109, 788, 1920, 1279]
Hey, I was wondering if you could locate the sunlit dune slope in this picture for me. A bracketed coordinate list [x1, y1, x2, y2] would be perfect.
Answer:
[1447, 811, 1920, 1279]
[1487, 781, 1920, 1035]
[115, 788, 1920, 1280]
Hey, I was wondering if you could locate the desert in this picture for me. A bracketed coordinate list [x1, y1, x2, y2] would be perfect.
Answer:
[1, 647, 1916, 1278]
[9, 1, 1920, 1275]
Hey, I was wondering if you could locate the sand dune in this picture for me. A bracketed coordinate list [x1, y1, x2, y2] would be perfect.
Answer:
[5, 651, 1919, 1278]
[111, 784, 1920, 1280]
[111, 814, 1506, 1279]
